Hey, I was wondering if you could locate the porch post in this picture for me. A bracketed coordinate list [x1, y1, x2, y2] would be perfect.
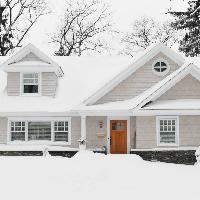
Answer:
[80, 115, 87, 150]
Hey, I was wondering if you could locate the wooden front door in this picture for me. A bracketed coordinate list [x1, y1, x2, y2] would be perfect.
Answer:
[110, 120, 127, 154]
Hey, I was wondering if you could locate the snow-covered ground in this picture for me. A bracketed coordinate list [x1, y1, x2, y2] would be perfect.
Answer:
[0, 151, 199, 200]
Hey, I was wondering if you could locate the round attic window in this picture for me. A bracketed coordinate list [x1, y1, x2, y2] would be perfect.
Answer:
[152, 59, 170, 76]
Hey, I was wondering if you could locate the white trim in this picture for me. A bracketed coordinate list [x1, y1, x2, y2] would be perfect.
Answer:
[1, 43, 64, 77]
[8, 116, 71, 121]
[107, 116, 130, 154]
[134, 109, 200, 116]
[84, 43, 184, 105]
[152, 58, 170, 76]
[156, 116, 179, 147]
[7, 117, 71, 145]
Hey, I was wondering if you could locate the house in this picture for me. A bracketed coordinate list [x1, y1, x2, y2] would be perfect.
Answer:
[0, 42, 200, 160]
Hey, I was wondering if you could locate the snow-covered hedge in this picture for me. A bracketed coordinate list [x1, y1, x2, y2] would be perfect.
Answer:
[195, 147, 200, 164]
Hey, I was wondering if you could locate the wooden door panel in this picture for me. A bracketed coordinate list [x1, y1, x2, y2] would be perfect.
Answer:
[110, 120, 127, 154]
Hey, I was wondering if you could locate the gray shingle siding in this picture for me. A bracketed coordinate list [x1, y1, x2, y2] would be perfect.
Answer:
[41, 72, 57, 97]
[95, 53, 180, 104]
[7, 72, 20, 96]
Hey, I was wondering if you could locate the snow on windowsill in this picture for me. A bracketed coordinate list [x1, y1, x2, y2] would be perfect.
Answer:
[131, 146, 198, 151]
[0, 144, 78, 151]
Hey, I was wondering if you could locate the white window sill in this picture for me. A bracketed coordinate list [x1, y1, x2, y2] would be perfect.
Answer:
[157, 143, 179, 147]
[7, 141, 71, 146]
[21, 93, 41, 97]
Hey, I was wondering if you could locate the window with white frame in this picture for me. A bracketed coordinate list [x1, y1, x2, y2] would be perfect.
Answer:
[152, 59, 170, 76]
[28, 122, 51, 141]
[9, 119, 70, 143]
[54, 121, 69, 142]
[23, 73, 39, 94]
[10, 121, 26, 141]
[157, 117, 179, 145]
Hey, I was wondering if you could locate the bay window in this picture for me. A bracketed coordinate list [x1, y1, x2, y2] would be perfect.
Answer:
[9, 118, 71, 144]
[156, 116, 179, 146]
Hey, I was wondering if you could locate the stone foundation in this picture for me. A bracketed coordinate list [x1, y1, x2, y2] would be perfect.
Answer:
[0, 151, 78, 157]
[131, 150, 196, 165]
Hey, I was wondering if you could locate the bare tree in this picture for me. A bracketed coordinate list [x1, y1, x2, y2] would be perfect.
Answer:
[120, 17, 179, 57]
[51, 0, 112, 56]
[0, 0, 49, 56]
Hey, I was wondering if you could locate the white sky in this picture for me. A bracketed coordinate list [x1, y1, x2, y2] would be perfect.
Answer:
[25, 0, 188, 54]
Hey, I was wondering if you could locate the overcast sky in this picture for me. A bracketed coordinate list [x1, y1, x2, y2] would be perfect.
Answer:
[25, 0, 188, 54]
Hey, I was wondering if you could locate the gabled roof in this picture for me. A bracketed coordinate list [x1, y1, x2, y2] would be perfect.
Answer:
[132, 62, 200, 112]
[83, 43, 185, 105]
[74, 61, 200, 115]
[1, 44, 64, 77]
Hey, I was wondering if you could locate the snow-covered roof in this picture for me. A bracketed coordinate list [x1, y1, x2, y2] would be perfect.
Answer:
[1, 43, 200, 116]
[74, 60, 200, 114]
[83, 43, 185, 105]
[2, 44, 64, 77]
[0, 56, 132, 115]
[142, 99, 200, 110]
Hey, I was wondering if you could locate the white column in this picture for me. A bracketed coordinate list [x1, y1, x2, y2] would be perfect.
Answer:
[80, 115, 86, 150]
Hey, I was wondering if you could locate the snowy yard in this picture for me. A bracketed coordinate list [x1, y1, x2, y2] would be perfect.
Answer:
[0, 151, 199, 200]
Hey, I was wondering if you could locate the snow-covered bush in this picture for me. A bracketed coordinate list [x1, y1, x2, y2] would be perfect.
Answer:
[43, 147, 51, 157]
[78, 138, 87, 150]
[195, 147, 200, 164]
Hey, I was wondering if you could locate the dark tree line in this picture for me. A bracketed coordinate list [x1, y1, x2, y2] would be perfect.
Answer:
[170, 0, 200, 56]
[0, 0, 198, 57]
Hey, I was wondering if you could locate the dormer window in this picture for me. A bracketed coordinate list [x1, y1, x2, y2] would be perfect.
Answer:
[22, 73, 39, 94]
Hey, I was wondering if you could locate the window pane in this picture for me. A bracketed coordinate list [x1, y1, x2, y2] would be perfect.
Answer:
[24, 74, 35, 78]
[23, 79, 35, 84]
[24, 85, 38, 93]
[55, 132, 68, 142]
[161, 62, 167, 66]
[11, 132, 25, 141]
[28, 122, 51, 141]
[154, 67, 161, 72]
[155, 62, 161, 67]
[160, 132, 175, 143]
[161, 67, 167, 72]
[15, 122, 21, 126]
[111, 121, 126, 131]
